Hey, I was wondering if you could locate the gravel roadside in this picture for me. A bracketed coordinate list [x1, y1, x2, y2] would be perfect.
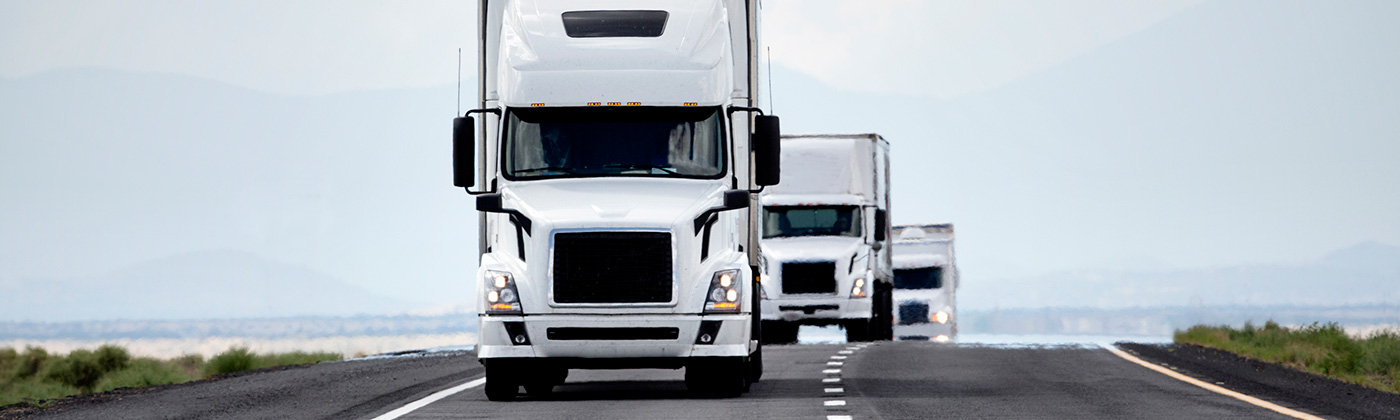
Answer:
[1117, 342, 1400, 420]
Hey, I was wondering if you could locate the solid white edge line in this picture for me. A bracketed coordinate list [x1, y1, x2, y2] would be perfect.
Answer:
[1101, 345, 1325, 420]
[370, 376, 487, 420]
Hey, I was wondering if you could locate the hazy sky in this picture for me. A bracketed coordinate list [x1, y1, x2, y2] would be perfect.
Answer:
[3, 0, 1397, 312]
[2, 0, 1198, 99]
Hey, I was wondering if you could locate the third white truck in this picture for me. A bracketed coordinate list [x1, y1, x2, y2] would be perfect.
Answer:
[891, 223, 958, 341]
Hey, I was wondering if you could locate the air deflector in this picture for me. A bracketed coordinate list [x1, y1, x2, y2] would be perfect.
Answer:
[563, 10, 669, 38]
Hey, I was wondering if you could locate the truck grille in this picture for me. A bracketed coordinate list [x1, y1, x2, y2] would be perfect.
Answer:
[553, 232, 672, 304]
[781, 262, 836, 294]
[898, 302, 930, 325]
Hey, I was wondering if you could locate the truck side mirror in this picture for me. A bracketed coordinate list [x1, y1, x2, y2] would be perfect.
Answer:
[723, 189, 750, 210]
[476, 193, 502, 212]
[874, 209, 888, 241]
[753, 115, 781, 186]
[453, 116, 475, 188]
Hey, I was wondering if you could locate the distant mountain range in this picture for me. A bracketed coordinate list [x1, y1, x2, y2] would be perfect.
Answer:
[960, 241, 1400, 310]
[0, 68, 478, 314]
[0, 250, 427, 322]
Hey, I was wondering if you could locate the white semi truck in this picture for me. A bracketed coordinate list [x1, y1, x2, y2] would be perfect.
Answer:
[454, 0, 781, 400]
[757, 134, 893, 343]
[891, 224, 958, 341]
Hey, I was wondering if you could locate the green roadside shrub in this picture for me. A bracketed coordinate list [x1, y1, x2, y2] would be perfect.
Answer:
[0, 347, 17, 378]
[14, 346, 49, 379]
[94, 344, 131, 373]
[205, 347, 256, 376]
[44, 349, 104, 392]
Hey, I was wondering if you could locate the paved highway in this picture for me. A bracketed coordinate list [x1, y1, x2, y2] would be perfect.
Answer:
[25, 341, 1369, 419]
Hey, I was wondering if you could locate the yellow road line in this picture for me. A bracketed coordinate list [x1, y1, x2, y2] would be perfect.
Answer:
[1103, 345, 1326, 420]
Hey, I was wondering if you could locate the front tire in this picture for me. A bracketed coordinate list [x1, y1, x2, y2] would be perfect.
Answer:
[483, 361, 519, 401]
[685, 358, 745, 398]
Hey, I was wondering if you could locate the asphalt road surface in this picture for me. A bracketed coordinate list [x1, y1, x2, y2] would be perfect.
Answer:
[19, 341, 1381, 419]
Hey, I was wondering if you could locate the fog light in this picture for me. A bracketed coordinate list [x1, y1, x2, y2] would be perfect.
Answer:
[934, 311, 949, 324]
[699, 333, 713, 344]
[935, 335, 950, 343]
[514, 334, 527, 344]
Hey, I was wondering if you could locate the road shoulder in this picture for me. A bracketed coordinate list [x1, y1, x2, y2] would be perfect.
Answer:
[1117, 342, 1400, 420]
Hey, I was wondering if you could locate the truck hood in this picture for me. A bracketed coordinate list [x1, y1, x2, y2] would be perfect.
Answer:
[502, 178, 726, 232]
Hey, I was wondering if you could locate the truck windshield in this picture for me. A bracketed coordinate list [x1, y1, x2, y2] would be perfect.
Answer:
[894, 267, 943, 290]
[503, 107, 725, 180]
[763, 206, 862, 238]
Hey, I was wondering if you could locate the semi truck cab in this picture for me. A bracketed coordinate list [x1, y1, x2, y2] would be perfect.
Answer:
[453, 0, 780, 400]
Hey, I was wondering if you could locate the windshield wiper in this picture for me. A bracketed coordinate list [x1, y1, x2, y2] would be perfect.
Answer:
[514, 166, 578, 175]
[604, 164, 678, 174]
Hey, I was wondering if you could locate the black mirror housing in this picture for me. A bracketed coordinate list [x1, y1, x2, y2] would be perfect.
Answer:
[476, 193, 503, 213]
[723, 190, 750, 210]
[753, 115, 780, 186]
[874, 209, 888, 241]
[453, 116, 475, 188]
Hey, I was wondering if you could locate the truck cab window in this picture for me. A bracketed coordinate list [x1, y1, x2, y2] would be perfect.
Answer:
[894, 267, 943, 290]
[503, 107, 724, 180]
[762, 206, 862, 238]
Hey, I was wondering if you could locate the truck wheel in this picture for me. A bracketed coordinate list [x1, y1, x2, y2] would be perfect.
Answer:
[877, 283, 895, 341]
[686, 358, 744, 398]
[844, 319, 871, 342]
[483, 361, 519, 401]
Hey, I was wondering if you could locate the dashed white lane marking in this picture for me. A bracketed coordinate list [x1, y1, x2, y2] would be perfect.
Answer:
[370, 376, 486, 420]
[838, 350, 854, 355]
[827, 416, 854, 420]
[823, 377, 841, 383]
[824, 400, 847, 407]
[1103, 345, 1325, 420]
[831, 355, 848, 360]
[825, 387, 844, 393]
[827, 361, 844, 366]
[823, 368, 841, 374]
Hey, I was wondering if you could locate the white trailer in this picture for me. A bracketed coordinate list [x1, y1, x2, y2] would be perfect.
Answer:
[891, 224, 958, 341]
[453, 0, 781, 400]
[757, 134, 892, 343]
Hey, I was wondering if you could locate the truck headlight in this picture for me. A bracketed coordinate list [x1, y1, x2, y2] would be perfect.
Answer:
[704, 269, 741, 313]
[849, 277, 868, 298]
[484, 270, 522, 314]
[934, 310, 950, 324]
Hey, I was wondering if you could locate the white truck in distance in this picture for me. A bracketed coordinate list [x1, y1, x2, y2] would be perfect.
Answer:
[757, 134, 892, 343]
[453, 0, 782, 400]
[891, 224, 959, 341]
